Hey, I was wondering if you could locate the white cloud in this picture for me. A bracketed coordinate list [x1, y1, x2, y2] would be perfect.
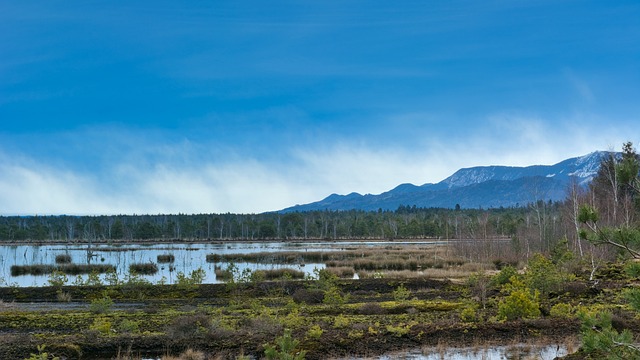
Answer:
[0, 116, 636, 215]
[0, 158, 113, 215]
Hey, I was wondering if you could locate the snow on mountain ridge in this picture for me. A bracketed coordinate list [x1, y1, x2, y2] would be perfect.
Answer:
[443, 151, 610, 189]
[281, 151, 615, 212]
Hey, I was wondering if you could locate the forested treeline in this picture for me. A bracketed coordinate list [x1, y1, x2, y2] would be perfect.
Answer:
[0, 204, 561, 245]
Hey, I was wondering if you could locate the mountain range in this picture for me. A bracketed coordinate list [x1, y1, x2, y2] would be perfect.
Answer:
[282, 151, 611, 212]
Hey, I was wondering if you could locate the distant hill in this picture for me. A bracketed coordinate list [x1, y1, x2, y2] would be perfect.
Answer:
[282, 151, 611, 212]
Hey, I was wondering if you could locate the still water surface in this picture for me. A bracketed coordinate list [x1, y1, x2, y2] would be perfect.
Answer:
[0, 240, 441, 287]
[341, 343, 572, 360]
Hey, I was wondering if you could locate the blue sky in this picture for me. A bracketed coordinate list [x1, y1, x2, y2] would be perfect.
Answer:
[1, 1, 639, 215]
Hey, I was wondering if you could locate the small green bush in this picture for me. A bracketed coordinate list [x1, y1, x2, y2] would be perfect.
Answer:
[333, 314, 350, 328]
[90, 317, 112, 335]
[624, 261, 640, 279]
[47, 270, 68, 288]
[264, 329, 306, 360]
[385, 322, 414, 337]
[24, 345, 60, 360]
[89, 294, 114, 314]
[176, 268, 206, 288]
[491, 265, 517, 287]
[524, 253, 563, 296]
[323, 286, 348, 306]
[85, 271, 103, 286]
[117, 319, 140, 334]
[460, 306, 478, 323]
[497, 288, 540, 321]
[550, 303, 574, 318]
[306, 324, 323, 339]
[393, 284, 411, 302]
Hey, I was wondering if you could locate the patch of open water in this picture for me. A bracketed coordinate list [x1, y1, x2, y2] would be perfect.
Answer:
[338, 343, 574, 360]
[0, 240, 443, 287]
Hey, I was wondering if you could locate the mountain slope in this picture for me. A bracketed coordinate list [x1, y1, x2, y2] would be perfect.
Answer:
[282, 151, 610, 212]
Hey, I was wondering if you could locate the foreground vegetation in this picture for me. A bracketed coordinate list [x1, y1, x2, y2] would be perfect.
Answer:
[1, 253, 626, 360]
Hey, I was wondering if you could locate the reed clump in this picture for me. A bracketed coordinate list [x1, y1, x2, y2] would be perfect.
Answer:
[206, 251, 334, 264]
[129, 263, 158, 275]
[157, 254, 175, 263]
[214, 267, 233, 281]
[206, 247, 465, 267]
[62, 264, 116, 275]
[325, 266, 355, 278]
[55, 254, 72, 264]
[254, 268, 305, 280]
[10, 264, 116, 276]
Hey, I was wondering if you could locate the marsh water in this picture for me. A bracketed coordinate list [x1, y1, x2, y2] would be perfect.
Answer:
[342, 342, 574, 360]
[0, 240, 443, 287]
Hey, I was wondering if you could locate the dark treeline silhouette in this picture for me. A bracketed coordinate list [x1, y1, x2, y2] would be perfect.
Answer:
[0, 204, 560, 245]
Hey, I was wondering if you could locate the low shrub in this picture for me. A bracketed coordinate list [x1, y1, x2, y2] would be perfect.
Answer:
[292, 288, 324, 304]
[491, 265, 518, 287]
[524, 253, 564, 296]
[393, 284, 411, 302]
[264, 329, 306, 360]
[333, 314, 350, 328]
[117, 319, 140, 334]
[242, 317, 283, 341]
[460, 306, 478, 323]
[89, 295, 114, 314]
[90, 317, 112, 335]
[323, 286, 348, 306]
[176, 268, 206, 288]
[25, 345, 60, 360]
[550, 303, 574, 318]
[306, 324, 323, 339]
[497, 288, 540, 321]
[166, 314, 211, 340]
[385, 322, 414, 337]
[358, 303, 387, 315]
